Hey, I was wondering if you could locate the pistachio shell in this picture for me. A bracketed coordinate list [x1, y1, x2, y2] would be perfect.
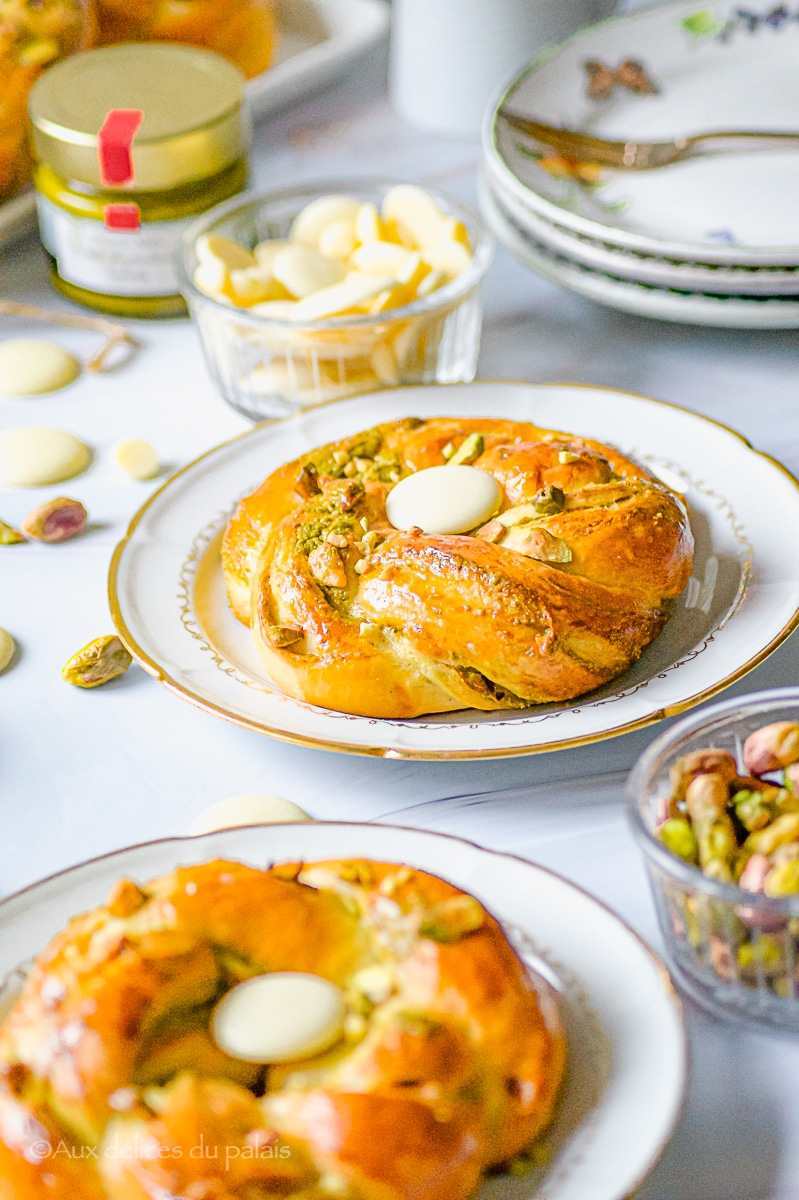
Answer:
[62, 635, 132, 688]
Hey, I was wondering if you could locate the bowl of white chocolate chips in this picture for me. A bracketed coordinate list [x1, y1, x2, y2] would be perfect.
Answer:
[179, 179, 493, 420]
[628, 687, 799, 1033]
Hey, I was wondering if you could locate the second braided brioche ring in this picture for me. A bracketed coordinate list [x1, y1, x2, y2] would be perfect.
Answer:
[223, 416, 694, 718]
[0, 858, 565, 1199]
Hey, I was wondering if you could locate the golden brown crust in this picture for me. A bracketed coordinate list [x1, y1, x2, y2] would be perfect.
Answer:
[0, 857, 565, 1199]
[222, 416, 694, 718]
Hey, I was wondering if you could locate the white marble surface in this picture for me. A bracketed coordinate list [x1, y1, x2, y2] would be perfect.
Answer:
[2, 29, 799, 1200]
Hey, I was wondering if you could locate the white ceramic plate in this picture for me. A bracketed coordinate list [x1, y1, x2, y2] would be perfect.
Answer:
[0, 0, 389, 249]
[109, 381, 799, 758]
[483, 159, 799, 294]
[481, 177, 799, 329]
[486, 0, 799, 265]
[248, 0, 389, 118]
[0, 821, 687, 1200]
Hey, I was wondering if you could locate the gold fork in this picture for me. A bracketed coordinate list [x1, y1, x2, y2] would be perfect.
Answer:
[498, 110, 799, 170]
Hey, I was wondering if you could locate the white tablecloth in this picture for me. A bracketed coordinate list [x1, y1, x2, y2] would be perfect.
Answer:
[2, 36, 799, 1200]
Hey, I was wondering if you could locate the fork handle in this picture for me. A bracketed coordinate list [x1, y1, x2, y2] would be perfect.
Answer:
[690, 131, 799, 153]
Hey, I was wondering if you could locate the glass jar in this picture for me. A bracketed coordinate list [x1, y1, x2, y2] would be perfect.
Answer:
[27, 42, 250, 318]
[628, 686, 799, 1033]
[179, 181, 493, 420]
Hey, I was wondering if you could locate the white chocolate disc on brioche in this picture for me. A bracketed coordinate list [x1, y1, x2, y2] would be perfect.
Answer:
[386, 464, 502, 535]
[0, 426, 91, 486]
[213, 972, 345, 1063]
[190, 793, 310, 835]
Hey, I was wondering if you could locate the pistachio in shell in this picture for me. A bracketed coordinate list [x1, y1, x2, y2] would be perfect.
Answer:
[62, 635, 132, 688]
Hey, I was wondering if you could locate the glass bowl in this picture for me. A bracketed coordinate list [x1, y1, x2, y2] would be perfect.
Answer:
[179, 179, 494, 421]
[628, 686, 799, 1032]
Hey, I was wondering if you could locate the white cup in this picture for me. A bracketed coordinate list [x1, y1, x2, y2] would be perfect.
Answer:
[390, 0, 618, 136]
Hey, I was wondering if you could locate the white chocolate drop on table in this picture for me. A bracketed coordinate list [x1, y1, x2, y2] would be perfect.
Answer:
[1, 18, 799, 1200]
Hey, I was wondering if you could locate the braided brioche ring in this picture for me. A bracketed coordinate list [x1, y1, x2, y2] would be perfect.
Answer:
[223, 416, 693, 718]
[0, 857, 565, 1199]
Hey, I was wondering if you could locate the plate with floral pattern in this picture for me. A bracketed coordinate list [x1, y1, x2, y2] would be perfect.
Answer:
[486, 0, 799, 265]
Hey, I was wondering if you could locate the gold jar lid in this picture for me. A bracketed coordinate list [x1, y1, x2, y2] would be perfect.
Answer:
[29, 43, 248, 191]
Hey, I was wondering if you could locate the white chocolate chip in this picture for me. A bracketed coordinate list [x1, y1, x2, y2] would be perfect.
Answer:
[416, 268, 449, 298]
[212, 972, 345, 1063]
[0, 427, 91, 487]
[0, 339, 81, 397]
[193, 260, 230, 298]
[0, 628, 15, 674]
[382, 184, 447, 254]
[272, 246, 348, 299]
[428, 236, 473, 277]
[291, 274, 396, 321]
[386, 465, 502, 535]
[248, 360, 317, 402]
[190, 793, 311, 836]
[228, 267, 288, 306]
[196, 234, 256, 272]
[248, 301, 300, 320]
[350, 240, 416, 277]
[395, 251, 425, 288]
[290, 196, 362, 250]
[354, 202, 384, 244]
[318, 220, 357, 261]
[371, 342, 399, 384]
[369, 286, 406, 314]
[111, 439, 160, 481]
[253, 238, 290, 271]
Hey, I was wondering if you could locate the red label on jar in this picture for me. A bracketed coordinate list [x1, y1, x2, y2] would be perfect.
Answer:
[103, 203, 141, 231]
[98, 109, 144, 187]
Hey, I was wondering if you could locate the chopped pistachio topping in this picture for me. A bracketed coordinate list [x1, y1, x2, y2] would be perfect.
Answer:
[419, 895, 484, 942]
[447, 432, 484, 467]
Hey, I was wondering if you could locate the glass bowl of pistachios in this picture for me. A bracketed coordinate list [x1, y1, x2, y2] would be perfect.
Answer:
[628, 687, 799, 1032]
[179, 179, 493, 422]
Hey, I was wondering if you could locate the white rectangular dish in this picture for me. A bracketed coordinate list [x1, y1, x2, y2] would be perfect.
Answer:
[0, 0, 390, 249]
[251, 0, 390, 118]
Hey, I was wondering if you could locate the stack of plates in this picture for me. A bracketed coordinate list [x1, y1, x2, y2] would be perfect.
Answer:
[480, 0, 799, 328]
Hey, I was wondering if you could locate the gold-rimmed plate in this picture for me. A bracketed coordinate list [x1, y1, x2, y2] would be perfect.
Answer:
[109, 381, 799, 759]
[0, 821, 687, 1200]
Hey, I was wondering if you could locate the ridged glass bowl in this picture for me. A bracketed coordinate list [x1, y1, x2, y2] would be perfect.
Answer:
[628, 687, 799, 1032]
[179, 179, 493, 421]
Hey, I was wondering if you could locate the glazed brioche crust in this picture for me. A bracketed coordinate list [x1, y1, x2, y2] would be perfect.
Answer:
[0, 858, 566, 1200]
[222, 416, 694, 718]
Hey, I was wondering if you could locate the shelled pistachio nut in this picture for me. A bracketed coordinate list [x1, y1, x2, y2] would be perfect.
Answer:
[22, 497, 87, 543]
